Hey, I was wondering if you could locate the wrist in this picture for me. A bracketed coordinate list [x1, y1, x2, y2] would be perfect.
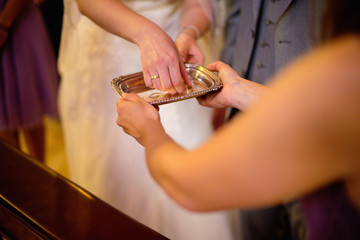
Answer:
[133, 21, 164, 47]
[179, 25, 200, 40]
[143, 119, 166, 146]
[227, 78, 245, 110]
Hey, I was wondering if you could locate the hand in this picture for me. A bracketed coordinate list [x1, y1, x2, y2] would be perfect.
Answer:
[197, 61, 241, 108]
[116, 93, 160, 145]
[176, 30, 204, 65]
[139, 26, 193, 94]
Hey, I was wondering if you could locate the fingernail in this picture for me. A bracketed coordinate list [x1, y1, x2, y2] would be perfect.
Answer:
[169, 88, 177, 94]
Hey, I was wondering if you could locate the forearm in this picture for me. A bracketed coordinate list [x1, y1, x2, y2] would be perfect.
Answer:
[142, 120, 173, 162]
[76, 0, 161, 46]
[179, 0, 210, 39]
[231, 78, 269, 111]
[121, 36, 360, 213]
[0, 0, 31, 28]
[142, 120, 192, 203]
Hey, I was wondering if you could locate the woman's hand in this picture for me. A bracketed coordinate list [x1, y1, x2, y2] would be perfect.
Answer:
[176, 29, 204, 65]
[75, 0, 193, 94]
[116, 93, 160, 145]
[138, 26, 193, 94]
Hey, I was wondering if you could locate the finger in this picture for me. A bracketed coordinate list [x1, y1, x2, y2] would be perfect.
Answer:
[188, 54, 204, 66]
[116, 115, 122, 127]
[206, 61, 220, 71]
[148, 70, 161, 89]
[175, 35, 189, 62]
[121, 93, 131, 101]
[117, 96, 127, 112]
[116, 113, 129, 128]
[116, 101, 128, 124]
[168, 63, 186, 93]
[180, 62, 193, 87]
[157, 64, 177, 92]
[121, 93, 129, 100]
[152, 77, 162, 90]
[122, 92, 141, 102]
[207, 61, 229, 72]
[117, 95, 130, 116]
[187, 46, 204, 65]
[177, 45, 189, 63]
[144, 62, 162, 88]
[143, 70, 154, 87]
[122, 127, 131, 135]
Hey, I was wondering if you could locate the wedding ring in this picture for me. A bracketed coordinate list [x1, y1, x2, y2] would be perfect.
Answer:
[151, 74, 160, 80]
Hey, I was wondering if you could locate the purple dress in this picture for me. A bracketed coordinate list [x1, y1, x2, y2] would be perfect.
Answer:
[0, 0, 58, 131]
[301, 182, 360, 240]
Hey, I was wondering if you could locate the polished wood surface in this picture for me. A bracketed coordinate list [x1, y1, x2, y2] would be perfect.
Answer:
[0, 139, 169, 240]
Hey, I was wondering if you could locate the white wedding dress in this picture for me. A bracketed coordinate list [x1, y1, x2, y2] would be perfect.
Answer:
[58, 0, 240, 239]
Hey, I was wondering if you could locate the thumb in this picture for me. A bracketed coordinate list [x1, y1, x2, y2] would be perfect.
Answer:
[122, 93, 141, 101]
[176, 42, 189, 63]
[178, 48, 187, 62]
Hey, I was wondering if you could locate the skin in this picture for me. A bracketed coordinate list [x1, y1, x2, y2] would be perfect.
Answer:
[116, 35, 360, 213]
[76, 0, 210, 94]
[176, 0, 209, 65]
[197, 62, 268, 111]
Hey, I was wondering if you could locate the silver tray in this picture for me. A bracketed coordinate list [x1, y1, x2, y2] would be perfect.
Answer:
[111, 63, 223, 105]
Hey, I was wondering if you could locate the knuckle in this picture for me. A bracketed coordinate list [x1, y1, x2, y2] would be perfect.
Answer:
[154, 56, 162, 65]
[168, 53, 177, 63]
[162, 81, 171, 89]
[174, 83, 185, 91]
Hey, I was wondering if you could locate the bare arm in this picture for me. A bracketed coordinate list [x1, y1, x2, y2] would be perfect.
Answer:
[117, 35, 360, 212]
[76, 0, 191, 93]
[180, 0, 210, 39]
[175, 0, 211, 64]
[77, 0, 153, 44]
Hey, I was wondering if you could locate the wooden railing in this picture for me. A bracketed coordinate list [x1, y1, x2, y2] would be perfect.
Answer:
[0, 139, 169, 240]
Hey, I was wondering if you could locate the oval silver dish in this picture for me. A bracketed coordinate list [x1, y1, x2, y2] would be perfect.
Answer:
[111, 63, 223, 105]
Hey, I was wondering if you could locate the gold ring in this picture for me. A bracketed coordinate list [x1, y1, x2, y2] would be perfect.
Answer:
[151, 74, 160, 80]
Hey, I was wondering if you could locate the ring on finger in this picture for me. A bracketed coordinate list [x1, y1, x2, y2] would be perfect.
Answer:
[151, 74, 160, 80]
